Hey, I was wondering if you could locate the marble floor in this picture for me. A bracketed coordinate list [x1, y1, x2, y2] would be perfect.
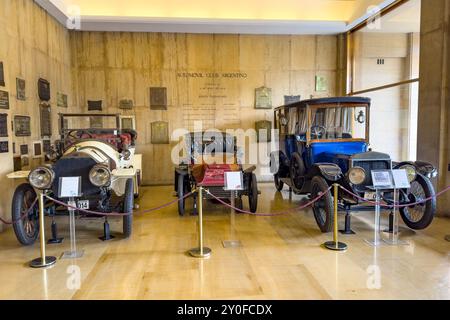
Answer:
[0, 183, 449, 300]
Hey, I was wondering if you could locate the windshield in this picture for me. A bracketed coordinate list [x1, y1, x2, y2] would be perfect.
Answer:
[307, 104, 368, 141]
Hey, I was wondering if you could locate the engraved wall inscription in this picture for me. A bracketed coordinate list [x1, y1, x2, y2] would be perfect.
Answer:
[151, 121, 169, 144]
[14, 116, 31, 137]
[255, 87, 272, 109]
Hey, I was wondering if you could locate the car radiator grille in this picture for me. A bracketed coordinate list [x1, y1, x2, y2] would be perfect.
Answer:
[352, 160, 391, 192]
[203, 187, 239, 200]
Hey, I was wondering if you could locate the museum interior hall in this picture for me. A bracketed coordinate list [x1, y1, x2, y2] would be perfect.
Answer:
[0, 0, 448, 301]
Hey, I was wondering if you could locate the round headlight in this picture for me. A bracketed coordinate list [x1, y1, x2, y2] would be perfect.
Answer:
[122, 149, 131, 161]
[400, 165, 417, 183]
[348, 166, 366, 185]
[29, 166, 55, 190]
[89, 164, 111, 187]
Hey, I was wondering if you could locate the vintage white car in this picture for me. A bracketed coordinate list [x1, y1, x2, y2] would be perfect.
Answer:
[8, 113, 142, 245]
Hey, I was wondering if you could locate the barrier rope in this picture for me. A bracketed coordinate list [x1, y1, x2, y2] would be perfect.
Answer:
[339, 185, 450, 208]
[0, 198, 38, 225]
[205, 186, 333, 216]
[45, 191, 195, 217]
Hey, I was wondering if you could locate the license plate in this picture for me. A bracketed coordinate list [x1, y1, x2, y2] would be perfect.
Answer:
[364, 192, 377, 201]
[77, 200, 89, 210]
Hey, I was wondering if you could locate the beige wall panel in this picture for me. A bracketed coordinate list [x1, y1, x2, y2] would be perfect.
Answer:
[239, 35, 268, 71]
[266, 35, 291, 71]
[290, 70, 315, 100]
[291, 35, 316, 71]
[214, 34, 240, 71]
[132, 33, 152, 70]
[73, 32, 106, 68]
[238, 70, 266, 107]
[78, 69, 106, 110]
[186, 34, 215, 70]
[316, 36, 337, 71]
[105, 68, 135, 111]
[266, 71, 291, 107]
[105, 33, 135, 69]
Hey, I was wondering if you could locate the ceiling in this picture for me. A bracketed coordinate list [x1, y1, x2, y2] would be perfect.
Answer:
[36, 0, 412, 34]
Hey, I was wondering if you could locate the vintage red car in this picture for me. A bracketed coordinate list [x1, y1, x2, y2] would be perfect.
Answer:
[174, 132, 259, 215]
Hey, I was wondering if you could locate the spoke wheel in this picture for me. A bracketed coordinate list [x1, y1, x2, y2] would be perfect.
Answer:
[311, 176, 333, 233]
[12, 184, 39, 246]
[290, 153, 306, 192]
[399, 174, 436, 230]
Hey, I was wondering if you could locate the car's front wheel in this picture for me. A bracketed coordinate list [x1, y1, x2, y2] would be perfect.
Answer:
[12, 183, 40, 246]
[123, 178, 134, 238]
[248, 173, 258, 213]
[399, 173, 436, 230]
[311, 176, 333, 233]
[274, 174, 284, 192]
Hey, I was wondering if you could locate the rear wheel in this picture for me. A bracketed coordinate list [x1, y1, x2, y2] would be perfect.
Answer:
[123, 178, 134, 238]
[311, 176, 333, 233]
[12, 184, 39, 246]
[248, 173, 258, 213]
[400, 174, 436, 230]
[274, 174, 284, 192]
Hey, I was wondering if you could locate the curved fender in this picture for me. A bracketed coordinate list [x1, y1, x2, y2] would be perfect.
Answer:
[394, 161, 438, 179]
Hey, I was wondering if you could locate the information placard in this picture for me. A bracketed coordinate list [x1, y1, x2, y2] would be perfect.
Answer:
[391, 169, 411, 189]
[58, 176, 82, 198]
[371, 170, 394, 189]
[224, 171, 244, 191]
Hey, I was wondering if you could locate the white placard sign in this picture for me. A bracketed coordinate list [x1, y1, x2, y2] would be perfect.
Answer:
[58, 176, 82, 198]
[224, 171, 244, 191]
[392, 169, 411, 189]
[371, 170, 394, 189]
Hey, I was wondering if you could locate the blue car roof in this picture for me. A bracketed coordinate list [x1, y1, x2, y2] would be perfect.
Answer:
[277, 96, 371, 109]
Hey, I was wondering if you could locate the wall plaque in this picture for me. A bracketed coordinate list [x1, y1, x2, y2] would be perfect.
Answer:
[88, 100, 102, 111]
[43, 139, 51, 154]
[0, 141, 8, 153]
[14, 116, 31, 137]
[0, 113, 8, 137]
[0, 90, 9, 109]
[255, 120, 272, 143]
[13, 156, 22, 171]
[21, 156, 29, 167]
[119, 99, 133, 110]
[16, 78, 26, 101]
[33, 142, 42, 157]
[284, 95, 301, 105]
[121, 117, 134, 130]
[57, 92, 68, 108]
[38, 78, 50, 101]
[20, 144, 28, 155]
[0, 62, 4, 86]
[150, 87, 167, 110]
[315, 76, 327, 92]
[255, 86, 272, 109]
[90, 116, 103, 129]
[151, 121, 169, 144]
[40, 104, 52, 137]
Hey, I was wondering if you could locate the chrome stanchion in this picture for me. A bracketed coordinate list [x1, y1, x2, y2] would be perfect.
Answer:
[30, 192, 57, 268]
[324, 184, 348, 251]
[188, 186, 211, 258]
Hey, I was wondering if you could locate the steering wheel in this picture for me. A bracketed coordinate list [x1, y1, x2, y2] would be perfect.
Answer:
[311, 125, 326, 139]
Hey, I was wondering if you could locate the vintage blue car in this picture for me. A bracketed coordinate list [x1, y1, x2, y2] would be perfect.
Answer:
[270, 97, 437, 233]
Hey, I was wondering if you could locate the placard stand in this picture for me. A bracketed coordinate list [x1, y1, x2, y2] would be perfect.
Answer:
[61, 197, 84, 259]
[382, 188, 409, 246]
[30, 192, 57, 268]
[365, 188, 385, 247]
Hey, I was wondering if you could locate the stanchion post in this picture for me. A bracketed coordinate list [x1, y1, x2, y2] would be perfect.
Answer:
[188, 186, 211, 258]
[324, 184, 348, 251]
[30, 192, 57, 268]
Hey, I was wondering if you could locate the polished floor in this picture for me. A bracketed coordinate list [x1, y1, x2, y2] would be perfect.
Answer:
[0, 183, 449, 300]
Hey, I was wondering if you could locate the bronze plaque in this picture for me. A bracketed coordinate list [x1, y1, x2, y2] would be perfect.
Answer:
[43, 139, 51, 154]
[0, 141, 8, 153]
[90, 116, 103, 129]
[150, 87, 167, 110]
[151, 121, 169, 144]
[255, 86, 272, 109]
[34, 142, 42, 157]
[40, 104, 52, 137]
[255, 120, 272, 142]
[284, 95, 301, 105]
[20, 144, 28, 155]
[0, 90, 9, 109]
[16, 78, 26, 101]
[14, 116, 31, 137]
[38, 78, 50, 101]
[121, 118, 134, 130]
[57, 92, 68, 108]
[88, 100, 102, 111]
[0, 113, 7, 137]
[119, 99, 133, 110]
[21, 156, 29, 167]
[0, 62, 4, 86]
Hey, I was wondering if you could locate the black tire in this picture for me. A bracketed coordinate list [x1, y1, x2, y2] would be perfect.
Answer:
[274, 174, 284, 192]
[290, 153, 306, 191]
[123, 178, 134, 238]
[134, 170, 141, 199]
[177, 174, 187, 216]
[311, 176, 333, 233]
[399, 173, 436, 230]
[248, 173, 258, 213]
[12, 183, 39, 246]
